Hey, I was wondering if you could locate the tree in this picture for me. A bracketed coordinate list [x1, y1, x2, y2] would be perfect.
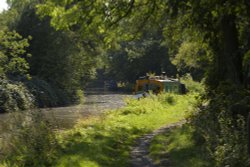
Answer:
[163, 0, 250, 88]
[104, 31, 176, 82]
[0, 30, 31, 78]
[0, 30, 35, 112]
[7, 0, 99, 102]
[37, 0, 250, 89]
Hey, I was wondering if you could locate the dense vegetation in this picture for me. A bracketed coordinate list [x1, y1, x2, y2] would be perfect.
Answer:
[1, 0, 250, 166]
[0, 0, 98, 111]
[36, 1, 250, 166]
[0, 93, 195, 166]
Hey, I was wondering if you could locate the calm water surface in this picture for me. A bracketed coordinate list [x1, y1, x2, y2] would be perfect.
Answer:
[0, 90, 132, 134]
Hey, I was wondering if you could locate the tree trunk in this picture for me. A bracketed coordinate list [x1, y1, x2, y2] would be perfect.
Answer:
[215, 15, 243, 86]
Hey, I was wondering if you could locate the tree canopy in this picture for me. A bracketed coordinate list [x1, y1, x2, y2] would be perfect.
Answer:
[37, 0, 250, 89]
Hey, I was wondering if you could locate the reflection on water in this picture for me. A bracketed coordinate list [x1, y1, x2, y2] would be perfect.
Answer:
[0, 90, 131, 133]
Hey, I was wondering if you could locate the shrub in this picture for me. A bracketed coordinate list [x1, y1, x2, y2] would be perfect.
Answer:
[181, 74, 204, 93]
[0, 77, 85, 112]
[66, 89, 85, 104]
[0, 79, 34, 113]
[24, 77, 60, 107]
[24, 77, 84, 107]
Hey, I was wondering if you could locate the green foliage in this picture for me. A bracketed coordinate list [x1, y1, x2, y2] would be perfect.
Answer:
[212, 114, 249, 167]
[116, 82, 135, 92]
[72, 89, 85, 104]
[36, 0, 136, 45]
[190, 89, 250, 167]
[36, 0, 250, 86]
[0, 30, 31, 78]
[37, 0, 180, 83]
[0, 79, 34, 112]
[22, 1, 250, 166]
[150, 125, 214, 167]
[24, 77, 63, 107]
[181, 74, 205, 93]
[24, 77, 85, 107]
[14, 4, 96, 97]
[104, 33, 176, 82]
[172, 41, 212, 78]
[0, 0, 95, 107]
[52, 93, 195, 167]
[0, 26, 34, 113]
[1, 110, 58, 166]
[243, 50, 250, 66]
[166, 0, 250, 86]
[0, 74, 84, 112]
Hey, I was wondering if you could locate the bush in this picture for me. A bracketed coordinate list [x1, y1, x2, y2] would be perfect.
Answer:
[181, 74, 204, 93]
[0, 77, 85, 112]
[71, 89, 85, 104]
[24, 77, 84, 107]
[0, 79, 34, 113]
[24, 77, 60, 107]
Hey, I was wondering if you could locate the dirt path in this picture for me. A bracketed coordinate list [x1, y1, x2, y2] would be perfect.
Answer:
[130, 121, 186, 167]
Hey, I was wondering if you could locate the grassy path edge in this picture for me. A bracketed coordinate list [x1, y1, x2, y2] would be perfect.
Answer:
[131, 120, 186, 167]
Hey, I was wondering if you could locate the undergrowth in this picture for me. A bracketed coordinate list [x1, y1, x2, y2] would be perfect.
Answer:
[0, 110, 58, 167]
[190, 86, 250, 167]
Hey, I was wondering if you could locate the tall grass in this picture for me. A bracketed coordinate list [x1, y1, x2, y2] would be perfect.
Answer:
[0, 110, 58, 167]
[54, 93, 196, 167]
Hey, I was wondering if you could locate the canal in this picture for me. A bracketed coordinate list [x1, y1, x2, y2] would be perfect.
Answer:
[0, 90, 132, 134]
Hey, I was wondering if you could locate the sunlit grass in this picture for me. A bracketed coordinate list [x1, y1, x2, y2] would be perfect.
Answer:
[150, 125, 215, 167]
[54, 93, 196, 167]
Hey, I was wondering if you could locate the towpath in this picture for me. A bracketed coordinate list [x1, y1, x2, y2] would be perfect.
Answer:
[131, 121, 186, 167]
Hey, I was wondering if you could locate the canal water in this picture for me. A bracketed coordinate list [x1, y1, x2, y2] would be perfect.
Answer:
[0, 90, 132, 133]
[43, 90, 131, 129]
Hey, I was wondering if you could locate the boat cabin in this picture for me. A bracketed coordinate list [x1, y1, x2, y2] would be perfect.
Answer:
[134, 76, 186, 95]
